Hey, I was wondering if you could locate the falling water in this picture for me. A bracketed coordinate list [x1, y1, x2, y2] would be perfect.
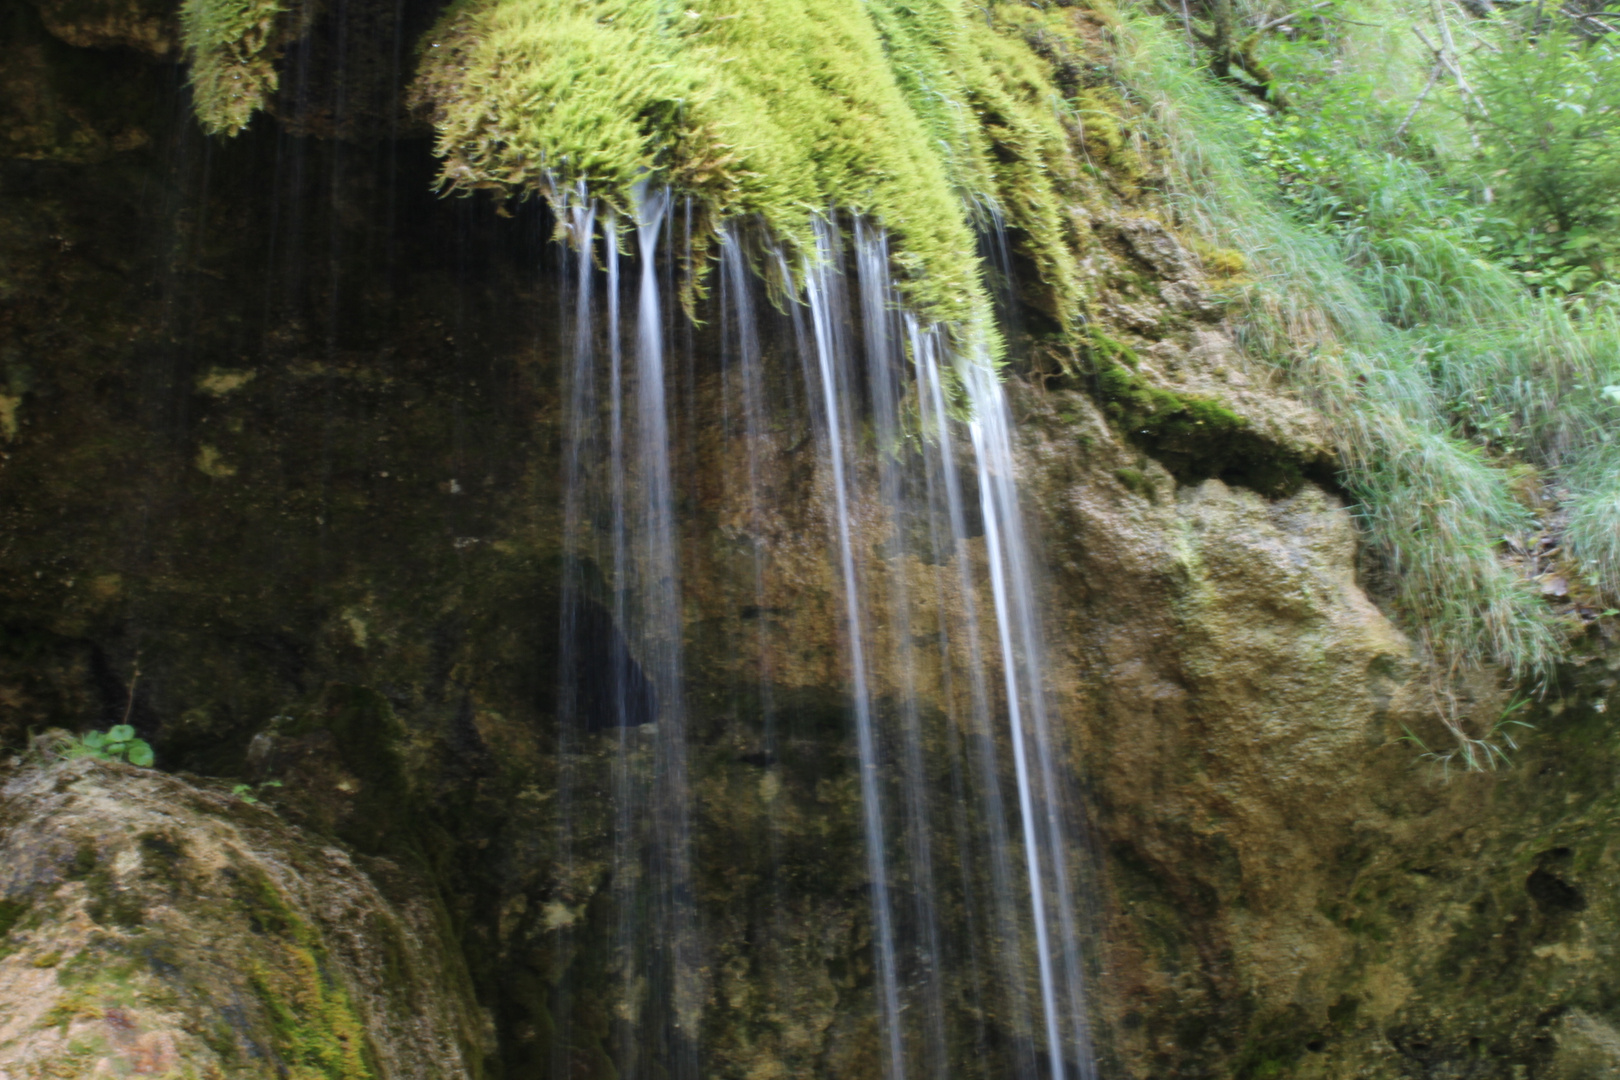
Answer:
[631, 186, 701, 1077]
[802, 220, 910, 1080]
[555, 204, 1093, 1078]
[717, 224, 780, 778]
[552, 189, 597, 1079]
[963, 353, 1097, 1080]
[554, 186, 699, 1080]
[978, 214, 1096, 1080]
[855, 221, 949, 1078]
[910, 319, 1040, 1079]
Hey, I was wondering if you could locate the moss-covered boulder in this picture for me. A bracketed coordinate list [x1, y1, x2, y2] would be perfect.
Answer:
[0, 757, 486, 1079]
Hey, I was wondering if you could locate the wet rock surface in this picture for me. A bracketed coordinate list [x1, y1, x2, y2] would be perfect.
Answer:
[0, 0, 160, 163]
[25, 0, 178, 57]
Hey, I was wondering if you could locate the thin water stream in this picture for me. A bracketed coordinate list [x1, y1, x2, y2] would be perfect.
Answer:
[554, 196, 1093, 1078]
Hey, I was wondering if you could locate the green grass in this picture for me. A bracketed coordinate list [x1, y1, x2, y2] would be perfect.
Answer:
[1111, 10, 1568, 681]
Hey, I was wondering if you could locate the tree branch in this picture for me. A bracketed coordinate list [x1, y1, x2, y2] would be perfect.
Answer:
[1395, 58, 1446, 137]
[1250, 1, 1335, 35]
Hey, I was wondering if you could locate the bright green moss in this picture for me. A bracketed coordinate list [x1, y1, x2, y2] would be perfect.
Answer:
[1095, 360, 1206, 430]
[863, 2, 1091, 337]
[1088, 325, 1140, 367]
[235, 867, 378, 1080]
[407, 0, 1112, 343]
[412, 0, 993, 333]
[180, 0, 294, 135]
[181, 0, 1108, 347]
[250, 946, 375, 1080]
[1115, 466, 1157, 501]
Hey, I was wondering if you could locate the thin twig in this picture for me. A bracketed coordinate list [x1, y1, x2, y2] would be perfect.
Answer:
[1251, 0, 1335, 35]
[1395, 59, 1445, 137]
[121, 653, 142, 727]
[1563, 6, 1620, 32]
[1159, 0, 1204, 45]
[1414, 25, 1489, 118]
[1427, 1, 1490, 114]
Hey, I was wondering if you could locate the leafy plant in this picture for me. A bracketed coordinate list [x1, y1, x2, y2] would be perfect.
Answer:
[1116, 10, 1564, 686]
[71, 725, 155, 768]
[231, 780, 283, 805]
[1129, 0, 1620, 647]
[22, 725, 155, 768]
[1473, 23, 1620, 295]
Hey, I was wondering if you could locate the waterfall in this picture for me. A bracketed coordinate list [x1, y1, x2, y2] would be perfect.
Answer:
[555, 203, 1093, 1078]
[630, 186, 701, 1074]
[855, 222, 951, 1080]
[911, 320, 1041, 1078]
[963, 357, 1097, 1080]
[555, 187, 699, 1080]
[803, 219, 909, 1080]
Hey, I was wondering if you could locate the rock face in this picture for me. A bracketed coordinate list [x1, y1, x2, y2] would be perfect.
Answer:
[5, 5, 1620, 1079]
[0, 758, 485, 1079]
[0, 0, 159, 163]
[1021, 384, 1620, 1078]
[24, 0, 178, 57]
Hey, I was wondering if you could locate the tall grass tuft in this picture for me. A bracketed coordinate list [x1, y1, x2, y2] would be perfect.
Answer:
[1112, 11, 1570, 697]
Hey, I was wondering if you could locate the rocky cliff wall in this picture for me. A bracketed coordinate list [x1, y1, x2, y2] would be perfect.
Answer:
[2, 3, 1619, 1078]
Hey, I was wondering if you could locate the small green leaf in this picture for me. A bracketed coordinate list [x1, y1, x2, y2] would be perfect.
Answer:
[107, 725, 135, 743]
[126, 741, 154, 768]
[82, 730, 107, 749]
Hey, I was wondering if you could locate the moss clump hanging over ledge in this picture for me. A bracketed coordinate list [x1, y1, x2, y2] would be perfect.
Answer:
[181, 0, 299, 136]
[179, 0, 1098, 341]
[410, 0, 997, 329]
[1093, 360, 1317, 496]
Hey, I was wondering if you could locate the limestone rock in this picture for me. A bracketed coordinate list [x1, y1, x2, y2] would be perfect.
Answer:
[1, 0, 157, 164]
[1020, 382, 1620, 1078]
[0, 758, 485, 1079]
